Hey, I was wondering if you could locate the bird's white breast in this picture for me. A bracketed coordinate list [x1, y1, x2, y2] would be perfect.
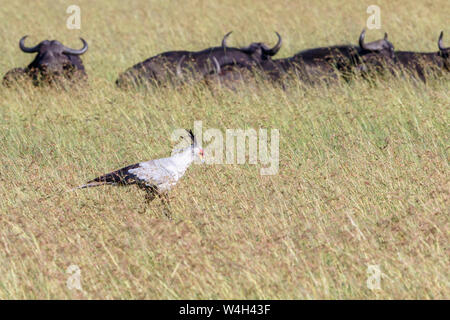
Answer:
[127, 149, 193, 192]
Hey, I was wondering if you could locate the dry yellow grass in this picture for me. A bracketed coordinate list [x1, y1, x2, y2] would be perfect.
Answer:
[0, 0, 448, 299]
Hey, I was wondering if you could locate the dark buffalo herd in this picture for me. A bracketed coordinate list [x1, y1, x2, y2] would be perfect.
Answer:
[2, 29, 448, 88]
[115, 32, 282, 88]
[249, 30, 395, 85]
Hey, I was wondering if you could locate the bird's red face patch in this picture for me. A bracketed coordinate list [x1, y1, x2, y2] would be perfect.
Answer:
[199, 149, 204, 157]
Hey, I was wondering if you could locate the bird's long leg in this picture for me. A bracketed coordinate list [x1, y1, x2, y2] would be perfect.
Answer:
[137, 188, 156, 215]
[158, 192, 172, 219]
[141, 184, 157, 204]
[144, 189, 156, 203]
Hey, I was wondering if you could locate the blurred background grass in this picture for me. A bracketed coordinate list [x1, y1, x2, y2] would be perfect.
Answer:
[0, 0, 448, 299]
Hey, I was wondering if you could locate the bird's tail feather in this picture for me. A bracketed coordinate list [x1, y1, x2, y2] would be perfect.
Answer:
[68, 181, 110, 192]
[69, 163, 140, 192]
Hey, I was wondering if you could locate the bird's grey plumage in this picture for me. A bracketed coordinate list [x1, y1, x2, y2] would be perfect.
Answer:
[74, 130, 204, 206]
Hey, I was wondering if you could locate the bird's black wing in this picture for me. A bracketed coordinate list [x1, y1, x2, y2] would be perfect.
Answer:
[87, 163, 143, 186]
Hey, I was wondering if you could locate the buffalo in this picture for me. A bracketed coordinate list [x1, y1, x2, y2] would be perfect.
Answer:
[392, 31, 449, 82]
[3, 36, 88, 86]
[261, 29, 395, 84]
[115, 32, 282, 88]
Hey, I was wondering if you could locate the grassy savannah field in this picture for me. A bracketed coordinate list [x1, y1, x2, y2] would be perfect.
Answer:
[0, 0, 448, 299]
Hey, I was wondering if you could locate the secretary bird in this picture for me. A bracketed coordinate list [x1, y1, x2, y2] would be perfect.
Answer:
[74, 130, 204, 210]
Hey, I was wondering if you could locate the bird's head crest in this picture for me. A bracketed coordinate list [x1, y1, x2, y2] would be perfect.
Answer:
[186, 129, 196, 146]
[185, 129, 203, 162]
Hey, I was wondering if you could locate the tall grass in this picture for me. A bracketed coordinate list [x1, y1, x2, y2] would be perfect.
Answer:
[0, 0, 448, 299]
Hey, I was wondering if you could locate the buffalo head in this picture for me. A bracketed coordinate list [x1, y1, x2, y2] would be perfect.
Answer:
[222, 31, 283, 62]
[354, 30, 397, 77]
[359, 29, 395, 59]
[3, 36, 88, 86]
